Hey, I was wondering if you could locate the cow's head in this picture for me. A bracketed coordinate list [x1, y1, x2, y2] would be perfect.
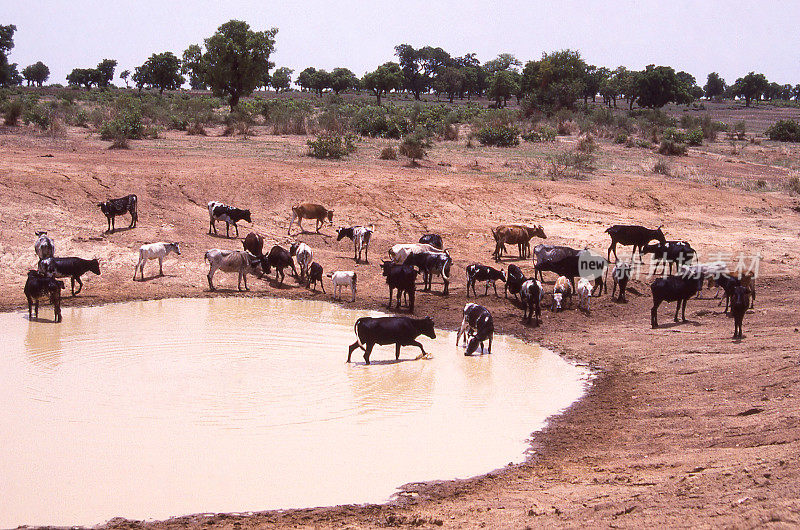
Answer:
[655, 225, 666, 243]
[289, 243, 298, 256]
[88, 259, 101, 275]
[97, 201, 109, 214]
[326, 210, 334, 223]
[380, 260, 393, 276]
[35, 231, 47, 237]
[531, 224, 547, 239]
[336, 227, 350, 241]
[243, 210, 252, 224]
[172, 243, 181, 255]
[416, 316, 436, 340]
[552, 292, 564, 311]
[641, 243, 659, 255]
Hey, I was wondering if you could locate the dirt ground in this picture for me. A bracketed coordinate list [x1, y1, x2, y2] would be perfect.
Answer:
[1, 121, 800, 529]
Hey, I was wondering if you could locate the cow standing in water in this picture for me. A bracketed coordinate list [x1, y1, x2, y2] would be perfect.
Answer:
[347, 316, 436, 365]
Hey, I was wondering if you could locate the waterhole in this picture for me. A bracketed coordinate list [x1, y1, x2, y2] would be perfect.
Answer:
[0, 297, 591, 527]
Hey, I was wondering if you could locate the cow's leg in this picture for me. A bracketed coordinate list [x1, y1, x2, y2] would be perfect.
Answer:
[207, 267, 216, 291]
[158, 257, 164, 276]
[347, 341, 361, 362]
[407, 290, 415, 313]
[487, 333, 493, 354]
[411, 340, 427, 360]
[493, 280, 499, 296]
[320, 280, 326, 294]
[73, 276, 83, 295]
[225, 222, 230, 238]
[234, 223, 239, 238]
[53, 295, 62, 323]
[395, 343, 402, 360]
[364, 343, 374, 365]
[27, 296, 33, 319]
[651, 299, 661, 328]
[681, 298, 689, 321]
[34, 300, 39, 318]
[673, 301, 681, 323]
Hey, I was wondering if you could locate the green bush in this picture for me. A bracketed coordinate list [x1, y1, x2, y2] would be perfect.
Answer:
[686, 128, 703, 146]
[614, 132, 628, 144]
[399, 128, 431, 161]
[663, 128, 687, 144]
[23, 103, 52, 130]
[522, 126, 557, 143]
[476, 124, 520, 147]
[100, 107, 144, 141]
[4, 98, 24, 126]
[700, 115, 727, 140]
[74, 109, 89, 127]
[658, 138, 687, 156]
[547, 150, 595, 179]
[766, 119, 800, 142]
[307, 133, 357, 159]
[351, 105, 408, 138]
[653, 159, 671, 175]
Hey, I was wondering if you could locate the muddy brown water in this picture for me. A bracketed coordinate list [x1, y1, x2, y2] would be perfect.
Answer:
[0, 297, 591, 528]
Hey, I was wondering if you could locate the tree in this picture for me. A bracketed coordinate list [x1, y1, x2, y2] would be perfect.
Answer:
[635, 65, 689, 108]
[488, 70, 519, 107]
[271, 67, 292, 92]
[0, 24, 18, 88]
[703, 72, 726, 100]
[330, 67, 358, 94]
[66, 68, 97, 89]
[120, 69, 130, 88]
[95, 59, 117, 87]
[520, 49, 587, 111]
[22, 61, 49, 86]
[394, 44, 428, 100]
[362, 62, 403, 105]
[434, 67, 466, 102]
[193, 20, 278, 110]
[484, 53, 521, 75]
[181, 44, 206, 89]
[793, 84, 800, 101]
[134, 52, 184, 94]
[296, 67, 317, 92]
[582, 65, 609, 104]
[310, 69, 332, 96]
[729, 72, 769, 107]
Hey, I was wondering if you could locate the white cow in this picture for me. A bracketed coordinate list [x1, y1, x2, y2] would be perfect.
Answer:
[553, 276, 573, 311]
[329, 271, 357, 302]
[576, 277, 592, 311]
[204, 249, 262, 291]
[34, 231, 54, 260]
[337, 225, 374, 263]
[388, 243, 447, 264]
[291, 242, 313, 280]
[134, 242, 181, 280]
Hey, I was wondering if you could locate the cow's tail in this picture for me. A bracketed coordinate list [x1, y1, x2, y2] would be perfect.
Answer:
[204, 251, 211, 264]
[353, 317, 366, 350]
[441, 257, 451, 281]
[352, 272, 357, 290]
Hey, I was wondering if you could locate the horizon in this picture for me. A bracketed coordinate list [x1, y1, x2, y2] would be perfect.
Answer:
[3, 1, 800, 88]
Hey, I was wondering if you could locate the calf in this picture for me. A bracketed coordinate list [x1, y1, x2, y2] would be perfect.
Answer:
[329, 271, 357, 302]
[208, 201, 251, 238]
[290, 242, 313, 281]
[606, 224, 665, 262]
[306, 262, 325, 292]
[552, 276, 573, 311]
[715, 274, 743, 314]
[520, 279, 543, 325]
[134, 242, 180, 280]
[337, 224, 374, 263]
[576, 277, 592, 311]
[650, 273, 704, 328]
[465, 264, 506, 297]
[641, 240, 696, 275]
[288, 203, 334, 234]
[347, 316, 435, 365]
[34, 231, 54, 260]
[730, 286, 749, 339]
[611, 262, 632, 302]
[265, 245, 298, 285]
[418, 233, 443, 250]
[38, 257, 101, 296]
[456, 303, 494, 356]
[381, 261, 417, 312]
[98, 194, 138, 232]
[24, 270, 65, 323]
[204, 249, 262, 291]
[504, 263, 526, 299]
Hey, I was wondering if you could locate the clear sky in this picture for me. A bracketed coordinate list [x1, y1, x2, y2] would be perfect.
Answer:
[3, 0, 799, 87]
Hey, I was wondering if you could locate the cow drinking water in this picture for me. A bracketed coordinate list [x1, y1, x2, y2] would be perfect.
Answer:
[24, 270, 65, 322]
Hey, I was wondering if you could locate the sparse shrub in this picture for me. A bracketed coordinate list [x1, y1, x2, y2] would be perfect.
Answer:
[74, 109, 89, 127]
[658, 138, 687, 156]
[653, 158, 671, 175]
[307, 133, 357, 159]
[187, 121, 207, 136]
[399, 128, 431, 163]
[679, 115, 701, 129]
[756, 179, 767, 189]
[730, 121, 746, 140]
[636, 138, 652, 148]
[168, 114, 189, 131]
[547, 150, 595, 179]
[686, 128, 703, 146]
[222, 111, 253, 137]
[577, 133, 598, 153]
[786, 176, 800, 195]
[476, 124, 519, 147]
[557, 120, 574, 136]
[379, 146, 397, 160]
[109, 135, 129, 149]
[352, 105, 408, 138]
[3, 98, 23, 126]
[700, 115, 727, 141]
[442, 123, 459, 141]
[766, 119, 800, 142]
[663, 128, 687, 144]
[23, 103, 52, 130]
[522, 126, 557, 143]
[614, 132, 628, 144]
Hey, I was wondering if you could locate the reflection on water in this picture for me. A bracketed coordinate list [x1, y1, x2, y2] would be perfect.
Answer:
[0, 297, 590, 528]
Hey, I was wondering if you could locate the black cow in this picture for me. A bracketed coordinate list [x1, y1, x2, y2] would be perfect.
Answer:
[465, 264, 506, 297]
[520, 279, 542, 325]
[532, 245, 579, 282]
[418, 234, 443, 250]
[264, 245, 299, 285]
[347, 316, 436, 365]
[714, 274, 745, 314]
[650, 273, 704, 328]
[404, 251, 452, 294]
[306, 262, 325, 292]
[606, 224, 666, 262]
[730, 286, 749, 339]
[641, 240, 696, 275]
[504, 263, 526, 299]
[38, 257, 101, 296]
[381, 261, 417, 312]
[456, 304, 494, 356]
[208, 201, 251, 238]
[24, 270, 65, 323]
[98, 194, 137, 232]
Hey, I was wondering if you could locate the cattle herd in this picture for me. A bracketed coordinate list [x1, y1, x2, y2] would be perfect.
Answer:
[23, 196, 757, 365]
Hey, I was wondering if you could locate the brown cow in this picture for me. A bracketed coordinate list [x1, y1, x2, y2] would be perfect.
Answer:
[288, 203, 334, 234]
[491, 224, 547, 261]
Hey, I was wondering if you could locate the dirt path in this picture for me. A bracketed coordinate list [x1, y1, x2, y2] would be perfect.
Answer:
[1, 125, 799, 528]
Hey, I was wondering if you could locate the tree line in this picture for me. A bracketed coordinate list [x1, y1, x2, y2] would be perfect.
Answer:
[2, 20, 800, 112]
